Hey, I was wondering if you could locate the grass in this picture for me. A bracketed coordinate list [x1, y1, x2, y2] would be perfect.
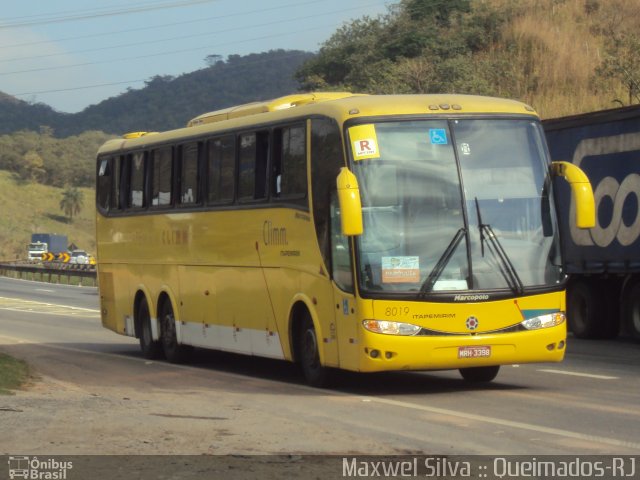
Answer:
[0, 352, 30, 395]
[484, 0, 638, 118]
[0, 170, 96, 262]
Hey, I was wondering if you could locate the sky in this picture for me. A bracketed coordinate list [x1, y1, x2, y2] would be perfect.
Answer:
[0, 0, 392, 113]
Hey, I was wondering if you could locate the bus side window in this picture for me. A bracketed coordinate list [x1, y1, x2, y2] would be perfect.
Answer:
[129, 152, 146, 209]
[97, 157, 111, 212]
[207, 135, 236, 205]
[98, 155, 125, 213]
[179, 142, 199, 205]
[151, 146, 173, 207]
[239, 131, 269, 202]
[273, 125, 307, 200]
[330, 192, 354, 293]
[112, 155, 124, 211]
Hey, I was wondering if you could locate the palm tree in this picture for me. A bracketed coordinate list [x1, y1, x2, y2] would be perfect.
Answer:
[59, 186, 84, 222]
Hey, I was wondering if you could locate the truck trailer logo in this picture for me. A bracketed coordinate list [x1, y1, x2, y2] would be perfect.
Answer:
[570, 133, 640, 247]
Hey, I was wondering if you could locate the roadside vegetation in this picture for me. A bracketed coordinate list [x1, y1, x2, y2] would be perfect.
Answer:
[0, 352, 30, 395]
[0, 170, 95, 261]
[296, 0, 640, 119]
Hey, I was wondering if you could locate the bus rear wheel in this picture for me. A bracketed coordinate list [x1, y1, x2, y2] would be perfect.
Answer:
[298, 315, 330, 387]
[159, 301, 191, 363]
[138, 298, 162, 359]
[459, 365, 500, 383]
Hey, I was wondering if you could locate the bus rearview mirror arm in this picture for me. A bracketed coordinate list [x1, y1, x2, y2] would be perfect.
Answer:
[551, 161, 596, 229]
[336, 167, 364, 236]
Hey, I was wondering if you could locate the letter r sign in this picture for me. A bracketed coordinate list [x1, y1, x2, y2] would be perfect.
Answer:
[349, 124, 381, 160]
[353, 138, 378, 158]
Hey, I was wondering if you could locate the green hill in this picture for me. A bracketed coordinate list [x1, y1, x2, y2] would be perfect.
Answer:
[296, 0, 640, 119]
[0, 170, 95, 261]
[0, 50, 313, 137]
[0, 50, 313, 260]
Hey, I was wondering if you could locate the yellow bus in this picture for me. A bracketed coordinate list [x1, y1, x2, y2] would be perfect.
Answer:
[96, 92, 594, 386]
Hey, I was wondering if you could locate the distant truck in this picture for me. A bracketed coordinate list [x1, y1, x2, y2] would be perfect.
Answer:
[543, 105, 640, 340]
[27, 233, 68, 261]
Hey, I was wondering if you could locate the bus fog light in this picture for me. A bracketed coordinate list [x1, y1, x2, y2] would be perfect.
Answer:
[521, 312, 565, 331]
[370, 349, 380, 358]
[362, 320, 421, 336]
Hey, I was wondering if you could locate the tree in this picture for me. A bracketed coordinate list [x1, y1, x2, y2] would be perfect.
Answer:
[295, 0, 498, 95]
[295, 17, 386, 90]
[204, 54, 223, 67]
[21, 151, 46, 183]
[596, 33, 640, 105]
[59, 186, 84, 222]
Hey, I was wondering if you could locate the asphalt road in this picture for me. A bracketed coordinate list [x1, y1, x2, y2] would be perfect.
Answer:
[1, 276, 639, 458]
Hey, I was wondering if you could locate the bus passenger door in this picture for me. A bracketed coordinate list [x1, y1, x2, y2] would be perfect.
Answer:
[330, 195, 360, 370]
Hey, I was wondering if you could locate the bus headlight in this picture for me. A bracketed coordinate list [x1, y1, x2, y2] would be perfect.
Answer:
[520, 312, 566, 330]
[362, 320, 421, 336]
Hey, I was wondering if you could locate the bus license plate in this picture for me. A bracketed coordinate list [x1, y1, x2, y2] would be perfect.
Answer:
[458, 345, 491, 358]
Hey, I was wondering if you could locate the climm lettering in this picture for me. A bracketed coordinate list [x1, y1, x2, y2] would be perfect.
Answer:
[162, 228, 189, 245]
[263, 221, 288, 246]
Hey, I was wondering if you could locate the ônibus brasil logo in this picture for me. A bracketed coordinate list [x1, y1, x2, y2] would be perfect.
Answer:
[8, 456, 73, 479]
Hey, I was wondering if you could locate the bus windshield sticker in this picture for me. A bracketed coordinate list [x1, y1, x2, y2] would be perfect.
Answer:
[381, 256, 420, 283]
[429, 128, 448, 145]
[349, 124, 381, 160]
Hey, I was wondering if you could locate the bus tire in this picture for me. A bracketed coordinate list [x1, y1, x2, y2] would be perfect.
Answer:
[623, 281, 640, 341]
[566, 280, 603, 339]
[159, 300, 191, 363]
[138, 298, 162, 359]
[459, 365, 500, 383]
[298, 314, 330, 387]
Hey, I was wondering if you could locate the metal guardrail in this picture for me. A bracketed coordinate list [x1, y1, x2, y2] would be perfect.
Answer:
[0, 262, 97, 286]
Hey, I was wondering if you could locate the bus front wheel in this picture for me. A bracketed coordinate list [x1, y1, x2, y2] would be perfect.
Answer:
[159, 301, 191, 363]
[298, 315, 330, 387]
[138, 298, 162, 359]
[459, 365, 500, 383]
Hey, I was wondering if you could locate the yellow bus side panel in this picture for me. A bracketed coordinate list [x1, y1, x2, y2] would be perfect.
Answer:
[97, 208, 334, 362]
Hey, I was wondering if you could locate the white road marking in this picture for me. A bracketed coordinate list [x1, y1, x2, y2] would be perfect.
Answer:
[0, 296, 100, 317]
[538, 369, 619, 380]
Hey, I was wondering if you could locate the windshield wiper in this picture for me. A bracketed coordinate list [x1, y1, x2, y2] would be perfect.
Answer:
[419, 228, 466, 297]
[474, 197, 524, 295]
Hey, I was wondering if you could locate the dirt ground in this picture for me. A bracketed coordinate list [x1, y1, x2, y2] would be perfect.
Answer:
[0, 341, 418, 480]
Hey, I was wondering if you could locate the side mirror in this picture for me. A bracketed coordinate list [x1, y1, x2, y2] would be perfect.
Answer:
[551, 161, 595, 229]
[336, 167, 363, 236]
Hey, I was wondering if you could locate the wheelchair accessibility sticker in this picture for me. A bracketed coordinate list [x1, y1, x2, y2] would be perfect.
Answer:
[429, 129, 448, 145]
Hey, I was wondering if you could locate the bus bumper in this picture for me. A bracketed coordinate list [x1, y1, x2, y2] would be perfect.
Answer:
[354, 324, 566, 373]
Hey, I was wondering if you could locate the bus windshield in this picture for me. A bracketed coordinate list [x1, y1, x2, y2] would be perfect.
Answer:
[350, 118, 561, 297]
